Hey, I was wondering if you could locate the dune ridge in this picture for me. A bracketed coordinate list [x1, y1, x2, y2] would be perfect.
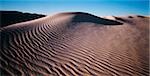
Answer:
[1, 12, 149, 76]
[0, 11, 45, 27]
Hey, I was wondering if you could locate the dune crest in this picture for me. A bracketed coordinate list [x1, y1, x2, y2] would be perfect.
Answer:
[51, 12, 123, 25]
[1, 12, 149, 76]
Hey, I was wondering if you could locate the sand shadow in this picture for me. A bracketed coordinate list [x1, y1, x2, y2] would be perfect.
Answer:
[69, 12, 123, 25]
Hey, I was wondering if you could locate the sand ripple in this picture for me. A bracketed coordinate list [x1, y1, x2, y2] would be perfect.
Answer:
[1, 12, 149, 76]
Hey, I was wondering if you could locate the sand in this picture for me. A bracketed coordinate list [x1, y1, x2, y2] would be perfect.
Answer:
[0, 12, 149, 76]
[0, 11, 45, 28]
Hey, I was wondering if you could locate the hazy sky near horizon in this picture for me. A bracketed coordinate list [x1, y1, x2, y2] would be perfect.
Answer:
[0, 0, 149, 16]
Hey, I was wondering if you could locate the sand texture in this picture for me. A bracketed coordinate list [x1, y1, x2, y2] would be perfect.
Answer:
[1, 12, 149, 76]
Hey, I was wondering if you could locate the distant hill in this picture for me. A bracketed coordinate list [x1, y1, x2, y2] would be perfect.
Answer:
[0, 11, 46, 27]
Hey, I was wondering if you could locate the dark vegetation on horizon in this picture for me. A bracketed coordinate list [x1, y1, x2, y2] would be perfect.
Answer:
[0, 11, 46, 27]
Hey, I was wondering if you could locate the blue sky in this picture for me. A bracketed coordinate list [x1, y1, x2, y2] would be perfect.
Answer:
[0, 0, 149, 16]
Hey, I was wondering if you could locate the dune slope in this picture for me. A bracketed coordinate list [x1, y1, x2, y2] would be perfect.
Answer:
[0, 11, 45, 28]
[1, 12, 149, 76]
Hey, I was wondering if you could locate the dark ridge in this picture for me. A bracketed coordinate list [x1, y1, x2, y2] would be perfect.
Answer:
[114, 16, 134, 24]
[0, 11, 46, 27]
[128, 16, 133, 18]
[114, 16, 127, 22]
[56, 12, 94, 15]
[137, 15, 146, 18]
[58, 12, 123, 25]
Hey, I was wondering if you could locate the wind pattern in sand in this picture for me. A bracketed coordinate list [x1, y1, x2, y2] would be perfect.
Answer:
[1, 12, 149, 76]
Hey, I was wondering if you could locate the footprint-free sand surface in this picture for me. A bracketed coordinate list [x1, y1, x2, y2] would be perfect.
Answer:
[1, 12, 149, 76]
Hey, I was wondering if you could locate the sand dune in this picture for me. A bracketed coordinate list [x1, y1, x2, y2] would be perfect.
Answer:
[1, 12, 149, 76]
[0, 11, 45, 28]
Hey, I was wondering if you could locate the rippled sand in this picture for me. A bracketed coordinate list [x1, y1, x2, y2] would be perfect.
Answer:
[1, 12, 149, 76]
